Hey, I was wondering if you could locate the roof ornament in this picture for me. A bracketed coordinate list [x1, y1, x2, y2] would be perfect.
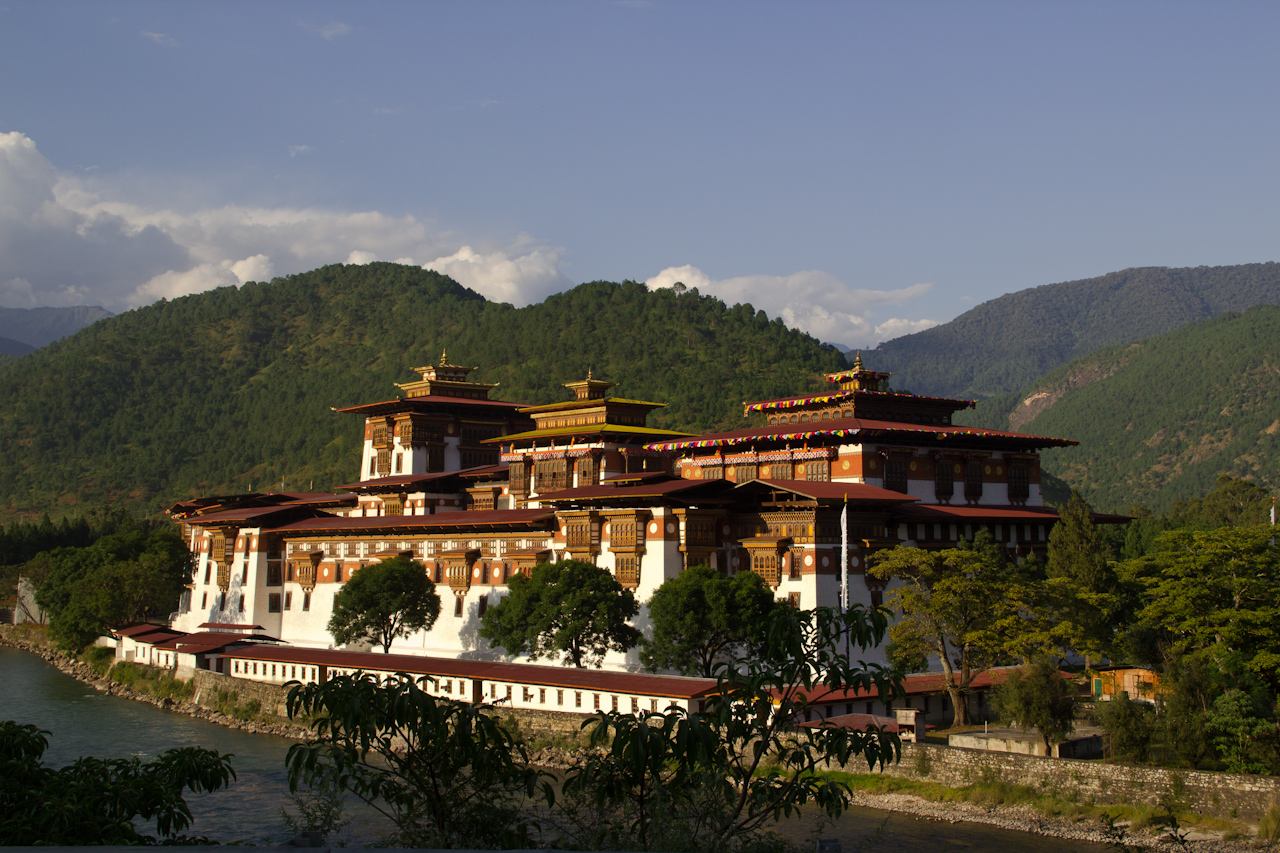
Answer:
[440, 347, 448, 364]
[853, 351, 864, 371]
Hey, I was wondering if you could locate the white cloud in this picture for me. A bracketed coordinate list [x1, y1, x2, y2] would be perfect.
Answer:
[319, 22, 351, 40]
[423, 242, 571, 305]
[0, 130, 576, 311]
[287, 145, 313, 158]
[645, 265, 938, 348]
[141, 31, 179, 47]
[0, 131, 190, 308]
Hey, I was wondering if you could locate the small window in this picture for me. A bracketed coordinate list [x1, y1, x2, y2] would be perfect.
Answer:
[454, 597, 464, 617]
[631, 697, 638, 713]
[506, 685, 512, 700]
[594, 693, 601, 710]
[335, 562, 344, 583]
[201, 592, 207, 609]
[478, 595, 488, 616]
[268, 593, 282, 613]
[539, 688, 546, 704]
[284, 591, 292, 610]
[575, 691, 582, 708]
[651, 699, 658, 712]
[395, 453, 403, 473]
[558, 689, 564, 706]
[523, 686, 532, 702]
[302, 592, 311, 612]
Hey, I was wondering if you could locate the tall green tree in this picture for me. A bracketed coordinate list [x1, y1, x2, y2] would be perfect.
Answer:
[992, 657, 1078, 753]
[1044, 490, 1121, 661]
[327, 557, 441, 653]
[869, 531, 1040, 727]
[640, 565, 781, 677]
[479, 559, 640, 668]
[1120, 524, 1280, 686]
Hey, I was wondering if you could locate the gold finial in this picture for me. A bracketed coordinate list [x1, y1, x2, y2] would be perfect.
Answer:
[853, 351, 864, 371]
[588, 366, 593, 380]
[440, 347, 448, 364]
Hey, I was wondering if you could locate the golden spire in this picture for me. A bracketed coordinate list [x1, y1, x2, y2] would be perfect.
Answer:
[853, 351, 864, 371]
[588, 366, 593, 380]
[440, 347, 448, 364]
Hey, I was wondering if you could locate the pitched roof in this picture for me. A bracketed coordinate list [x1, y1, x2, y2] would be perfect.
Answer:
[224, 646, 719, 699]
[646, 418, 1076, 452]
[535, 478, 734, 503]
[333, 396, 528, 415]
[733, 479, 919, 504]
[267, 508, 556, 534]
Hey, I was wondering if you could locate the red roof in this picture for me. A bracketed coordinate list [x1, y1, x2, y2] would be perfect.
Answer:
[334, 396, 528, 414]
[176, 505, 323, 524]
[791, 665, 1032, 703]
[198, 622, 264, 630]
[536, 478, 732, 502]
[734, 479, 919, 504]
[114, 623, 180, 638]
[646, 418, 1076, 452]
[152, 632, 278, 654]
[223, 646, 718, 699]
[896, 504, 1061, 521]
[799, 712, 899, 733]
[336, 464, 508, 492]
[268, 509, 555, 534]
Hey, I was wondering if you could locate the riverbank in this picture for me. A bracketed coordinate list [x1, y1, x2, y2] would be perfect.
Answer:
[1, 626, 1270, 850]
[0, 625, 310, 739]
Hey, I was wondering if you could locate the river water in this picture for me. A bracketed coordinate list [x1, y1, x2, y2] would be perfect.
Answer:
[0, 645, 1108, 850]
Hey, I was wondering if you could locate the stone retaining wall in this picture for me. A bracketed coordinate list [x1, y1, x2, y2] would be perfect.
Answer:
[851, 742, 1280, 821]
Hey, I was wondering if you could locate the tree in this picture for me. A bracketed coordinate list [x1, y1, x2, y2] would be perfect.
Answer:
[284, 673, 550, 849]
[479, 559, 640, 668]
[869, 531, 1040, 727]
[1044, 491, 1122, 663]
[1122, 525, 1280, 687]
[0, 720, 235, 845]
[328, 557, 441, 653]
[1205, 688, 1278, 775]
[992, 658, 1078, 753]
[1094, 693, 1155, 763]
[640, 564, 781, 677]
[552, 605, 901, 852]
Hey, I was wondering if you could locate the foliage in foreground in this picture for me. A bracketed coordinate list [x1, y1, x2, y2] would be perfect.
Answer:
[287, 604, 902, 852]
[991, 657, 1077, 751]
[0, 720, 235, 845]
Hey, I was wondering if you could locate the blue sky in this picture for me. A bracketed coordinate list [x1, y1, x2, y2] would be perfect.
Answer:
[2, 1, 1278, 347]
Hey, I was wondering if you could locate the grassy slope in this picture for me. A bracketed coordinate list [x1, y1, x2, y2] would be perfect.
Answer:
[0, 264, 846, 520]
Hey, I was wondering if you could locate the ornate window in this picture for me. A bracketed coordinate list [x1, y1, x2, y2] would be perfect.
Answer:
[700, 464, 723, 480]
[883, 456, 909, 493]
[534, 458, 568, 493]
[615, 555, 639, 587]
[965, 459, 984, 503]
[935, 460, 955, 502]
[1008, 463, 1030, 505]
[804, 460, 829, 481]
[734, 464, 757, 483]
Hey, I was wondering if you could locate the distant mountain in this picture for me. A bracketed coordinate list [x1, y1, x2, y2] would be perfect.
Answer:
[0, 336, 35, 357]
[0, 264, 847, 519]
[989, 303, 1280, 513]
[869, 264, 1280, 399]
[0, 306, 114, 350]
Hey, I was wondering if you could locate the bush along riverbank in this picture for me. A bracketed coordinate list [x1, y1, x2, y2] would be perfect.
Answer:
[0, 624, 309, 739]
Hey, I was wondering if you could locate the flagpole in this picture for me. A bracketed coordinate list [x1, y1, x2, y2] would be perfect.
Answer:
[841, 494, 849, 660]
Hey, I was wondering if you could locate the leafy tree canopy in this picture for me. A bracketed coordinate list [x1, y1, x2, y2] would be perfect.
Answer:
[327, 556, 441, 653]
[640, 564, 782, 677]
[479, 559, 640, 668]
[992, 657, 1077, 751]
[869, 531, 1042, 727]
[0, 720, 235, 845]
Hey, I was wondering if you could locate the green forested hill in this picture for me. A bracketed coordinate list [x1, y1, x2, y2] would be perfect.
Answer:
[869, 263, 1280, 399]
[0, 264, 846, 520]
[999, 303, 1280, 512]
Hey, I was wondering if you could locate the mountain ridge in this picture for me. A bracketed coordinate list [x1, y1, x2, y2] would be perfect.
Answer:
[869, 263, 1280, 399]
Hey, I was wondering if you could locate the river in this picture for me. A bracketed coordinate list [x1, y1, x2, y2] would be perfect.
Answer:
[0, 645, 1109, 850]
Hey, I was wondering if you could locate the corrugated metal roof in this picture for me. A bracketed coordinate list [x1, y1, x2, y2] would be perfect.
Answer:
[734, 479, 919, 504]
[223, 646, 718, 698]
